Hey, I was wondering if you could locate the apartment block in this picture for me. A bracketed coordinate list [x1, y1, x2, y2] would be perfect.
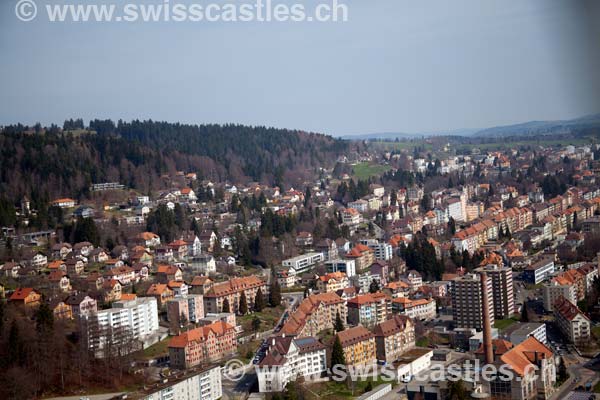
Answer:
[282, 252, 324, 274]
[85, 297, 159, 358]
[336, 326, 377, 366]
[140, 365, 222, 400]
[373, 315, 416, 364]
[475, 262, 514, 319]
[169, 321, 237, 369]
[280, 292, 346, 337]
[347, 292, 392, 328]
[553, 296, 591, 347]
[257, 336, 327, 392]
[203, 276, 266, 314]
[543, 279, 578, 312]
[325, 259, 357, 278]
[167, 294, 205, 335]
[391, 297, 436, 321]
[316, 272, 350, 293]
[451, 273, 495, 330]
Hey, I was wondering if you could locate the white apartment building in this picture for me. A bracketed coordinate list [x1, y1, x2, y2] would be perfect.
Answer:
[142, 365, 222, 400]
[348, 199, 369, 213]
[553, 296, 591, 347]
[282, 252, 324, 274]
[257, 336, 327, 392]
[510, 322, 547, 345]
[85, 297, 159, 357]
[392, 297, 436, 321]
[543, 281, 578, 312]
[342, 208, 361, 226]
[446, 198, 464, 222]
[326, 259, 356, 278]
[360, 239, 393, 261]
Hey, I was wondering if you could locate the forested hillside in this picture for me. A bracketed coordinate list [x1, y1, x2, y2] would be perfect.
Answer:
[0, 120, 349, 205]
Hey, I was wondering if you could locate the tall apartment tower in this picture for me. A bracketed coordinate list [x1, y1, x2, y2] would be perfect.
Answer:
[451, 273, 495, 330]
[475, 264, 515, 319]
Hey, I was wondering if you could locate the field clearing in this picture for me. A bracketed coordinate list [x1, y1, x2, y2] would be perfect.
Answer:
[352, 162, 391, 180]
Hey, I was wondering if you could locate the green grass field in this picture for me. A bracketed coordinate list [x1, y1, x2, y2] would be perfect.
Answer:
[494, 318, 518, 330]
[352, 162, 391, 180]
[140, 338, 170, 360]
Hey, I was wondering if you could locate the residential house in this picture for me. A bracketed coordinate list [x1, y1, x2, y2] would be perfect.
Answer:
[316, 272, 350, 293]
[65, 293, 98, 319]
[48, 270, 72, 292]
[102, 279, 122, 303]
[190, 276, 213, 295]
[146, 283, 175, 308]
[104, 265, 136, 285]
[157, 264, 183, 283]
[9, 287, 41, 307]
[136, 231, 161, 248]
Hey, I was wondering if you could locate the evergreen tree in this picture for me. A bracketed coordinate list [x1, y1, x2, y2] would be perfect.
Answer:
[0, 300, 4, 333]
[448, 217, 456, 235]
[520, 304, 529, 322]
[254, 288, 265, 312]
[369, 279, 380, 294]
[557, 360, 569, 383]
[270, 280, 282, 307]
[252, 316, 261, 332]
[7, 320, 23, 367]
[222, 298, 230, 313]
[35, 302, 54, 334]
[330, 335, 347, 367]
[239, 291, 248, 315]
[334, 311, 345, 332]
[390, 189, 397, 206]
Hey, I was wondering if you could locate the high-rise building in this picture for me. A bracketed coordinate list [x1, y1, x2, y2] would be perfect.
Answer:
[84, 297, 159, 358]
[451, 273, 495, 330]
[475, 263, 514, 319]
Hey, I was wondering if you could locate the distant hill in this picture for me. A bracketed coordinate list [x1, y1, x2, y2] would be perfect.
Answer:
[341, 128, 480, 140]
[0, 120, 349, 204]
[341, 113, 600, 140]
[472, 113, 600, 138]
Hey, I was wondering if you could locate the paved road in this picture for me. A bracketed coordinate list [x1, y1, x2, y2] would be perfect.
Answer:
[550, 361, 599, 400]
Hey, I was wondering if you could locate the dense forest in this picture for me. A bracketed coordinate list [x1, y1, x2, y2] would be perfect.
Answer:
[0, 120, 349, 205]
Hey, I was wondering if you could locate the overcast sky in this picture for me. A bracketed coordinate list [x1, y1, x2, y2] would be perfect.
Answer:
[1, 0, 599, 136]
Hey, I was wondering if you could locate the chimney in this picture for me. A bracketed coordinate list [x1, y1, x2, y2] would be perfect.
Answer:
[480, 272, 494, 365]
